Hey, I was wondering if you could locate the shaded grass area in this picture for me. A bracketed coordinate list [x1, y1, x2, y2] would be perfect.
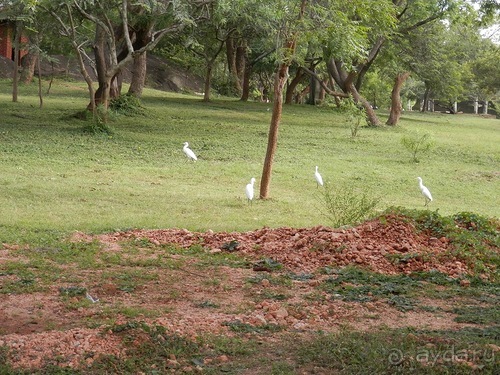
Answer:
[291, 328, 498, 374]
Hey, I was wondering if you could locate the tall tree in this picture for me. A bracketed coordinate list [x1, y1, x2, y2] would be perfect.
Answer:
[186, 0, 230, 102]
[386, 71, 411, 125]
[224, 1, 278, 99]
[43, 0, 202, 111]
[260, 0, 307, 199]
[310, 0, 468, 125]
[317, 0, 398, 125]
[43, 1, 97, 111]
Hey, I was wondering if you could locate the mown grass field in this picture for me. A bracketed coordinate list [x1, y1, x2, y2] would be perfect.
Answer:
[0, 79, 499, 374]
[0, 79, 499, 244]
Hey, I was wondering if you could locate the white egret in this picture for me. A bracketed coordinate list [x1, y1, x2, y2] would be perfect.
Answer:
[183, 142, 197, 161]
[417, 177, 433, 206]
[314, 166, 324, 187]
[245, 178, 256, 204]
[86, 292, 99, 303]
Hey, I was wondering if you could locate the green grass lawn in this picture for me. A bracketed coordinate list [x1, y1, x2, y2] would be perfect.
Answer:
[0, 79, 499, 243]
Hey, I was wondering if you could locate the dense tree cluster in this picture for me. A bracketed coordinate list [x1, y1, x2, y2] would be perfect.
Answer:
[1, 0, 498, 197]
[1, 0, 498, 119]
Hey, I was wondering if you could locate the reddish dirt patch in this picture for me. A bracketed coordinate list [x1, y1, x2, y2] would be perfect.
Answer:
[0, 215, 485, 370]
[95, 214, 467, 276]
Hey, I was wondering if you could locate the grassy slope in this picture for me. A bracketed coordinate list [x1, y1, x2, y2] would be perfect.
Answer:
[0, 80, 499, 243]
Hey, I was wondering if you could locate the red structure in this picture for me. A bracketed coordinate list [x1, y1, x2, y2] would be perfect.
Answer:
[0, 21, 28, 63]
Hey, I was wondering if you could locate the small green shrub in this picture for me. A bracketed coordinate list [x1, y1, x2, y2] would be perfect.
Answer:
[401, 131, 434, 162]
[320, 183, 379, 228]
[84, 105, 114, 135]
[337, 97, 366, 137]
[452, 212, 499, 235]
[384, 207, 499, 280]
[109, 93, 145, 116]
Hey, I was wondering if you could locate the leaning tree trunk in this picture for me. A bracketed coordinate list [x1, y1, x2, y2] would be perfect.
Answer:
[345, 79, 380, 126]
[260, 0, 306, 199]
[386, 72, 410, 126]
[259, 55, 290, 199]
[326, 57, 381, 126]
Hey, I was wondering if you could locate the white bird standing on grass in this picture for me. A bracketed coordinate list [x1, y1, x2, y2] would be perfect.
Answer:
[314, 166, 324, 187]
[417, 177, 433, 206]
[245, 178, 256, 204]
[183, 142, 197, 161]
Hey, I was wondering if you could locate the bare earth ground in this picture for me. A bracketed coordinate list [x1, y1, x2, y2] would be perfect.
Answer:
[1, 214, 497, 372]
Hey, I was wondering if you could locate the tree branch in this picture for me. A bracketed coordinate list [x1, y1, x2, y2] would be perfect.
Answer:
[400, 12, 445, 34]
[301, 66, 349, 98]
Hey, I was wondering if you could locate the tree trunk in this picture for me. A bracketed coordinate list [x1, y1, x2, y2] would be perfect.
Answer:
[235, 42, 246, 89]
[226, 37, 240, 94]
[421, 86, 431, 112]
[259, 58, 289, 199]
[203, 63, 212, 102]
[37, 49, 43, 108]
[126, 25, 152, 97]
[128, 51, 147, 97]
[306, 68, 316, 105]
[93, 25, 110, 108]
[260, 0, 306, 199]
[226, 37, 237, 74]
[345, 77, 380, 126]
[20, 49, 39, 84]
[12, 21, 22, 102]
[482, 100, 488, 115]
[285, 67, 305, 104]
[91, 24, 121, 109]
[225, 37, 246, 95]
[326, 57, 381, 126]
[318, 79, 327, 103]
[45, 4, 95, 111]
[240, 58, 252, 101]
[386, 72, 410, 125]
